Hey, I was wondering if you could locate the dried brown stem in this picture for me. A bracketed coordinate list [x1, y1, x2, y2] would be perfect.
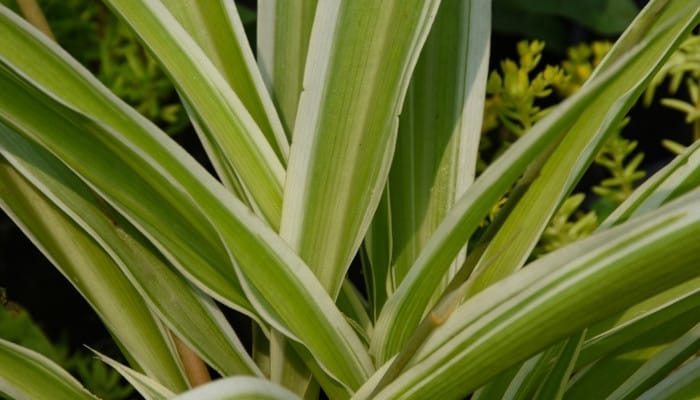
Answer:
[15, 0, 56, 41]
[173, 335, 211, 387]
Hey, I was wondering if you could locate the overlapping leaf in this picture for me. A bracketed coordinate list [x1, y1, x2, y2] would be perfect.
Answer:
[160, 0, 288, 160]
[364, 0, 490, 316]
[370, 0, 700, 363]
[359, 187, 700, 399]
[0, 338, 98, 400]
[0, 151, 189, 392]
[0, 128, 261, 378]
[103, 0, 285, 226]
[280, 0, 442, 299]
[0, 44, 372, 396]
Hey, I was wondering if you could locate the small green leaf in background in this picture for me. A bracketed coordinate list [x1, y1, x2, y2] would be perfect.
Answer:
[0, 289, 60, 363]
[69, 355, 135, 400]
[0, 291, 135, 399]
[0, 338, 98, 400]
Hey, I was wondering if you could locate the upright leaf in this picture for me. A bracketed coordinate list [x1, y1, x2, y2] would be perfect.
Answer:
[370, 33, 656, 362]
[257, 1, 318, 136]
[160, 0, 289, 161]
[0, 65, 373, 393]
[365, 0, 490, 313]
[280, 0, 442, 299]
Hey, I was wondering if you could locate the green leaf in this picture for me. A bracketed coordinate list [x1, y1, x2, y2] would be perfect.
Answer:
[0, 152, 188, 392]
[0, 338, 98, 400]
[172, 377, 300, 400]
[257, 1, 318, 136]
[636, 356, 700, 400]
[370, 20, 663, 362]
[280, 0, 442, 298]
[160, 0, 289, 161]
[606, 322, 700, 400]
[371, 0, 700, 363]
[360, 187, 700, 399]
[464, 0, 698, 299]
[0, 53, 373, 394]
[366, 0, 490, 311]
[531, 333, 583, 400]
[565, 307, 699, 399]
[246, 4, 318, 390]
[0, 5, 254, 313]
[94, 350, 175, 400]
[3, 0, 699, 398]
[502, 347, 564, 400]
[103, 0, 287, 227]
[578, 277, 700, 368]
[1, 128, 261, 378]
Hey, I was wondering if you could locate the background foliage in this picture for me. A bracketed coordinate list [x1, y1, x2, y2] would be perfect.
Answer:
[1, 0, 700, 399]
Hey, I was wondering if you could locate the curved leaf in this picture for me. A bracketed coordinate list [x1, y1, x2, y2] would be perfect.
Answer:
[0, 339, 98, 400]
[0, 58, 373, 392]
[160, 0, 289, 161]
[1, 128, 261, 378]
[361, 188, 700, 399]
[370, 1, 700, 362]
[0, 6, 253, 314]
[94, 350, 175, 400]
[102, 0, 285, 226]
[0, 151, 188, 392]
[172, 377, 299, 400]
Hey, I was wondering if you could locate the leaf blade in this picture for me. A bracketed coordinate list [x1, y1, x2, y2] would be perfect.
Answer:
[0, 151, 189, 392]
[0, 58, 373, 392]
[0, 339, 99, 400]
[104, 0, 286, 226]
[257, 1, 318, 136]
[363, 188, 700, 399]
[280, 0, 442, 297]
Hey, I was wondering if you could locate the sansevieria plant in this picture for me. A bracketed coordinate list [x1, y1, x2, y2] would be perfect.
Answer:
[1, 0, 700, 398]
